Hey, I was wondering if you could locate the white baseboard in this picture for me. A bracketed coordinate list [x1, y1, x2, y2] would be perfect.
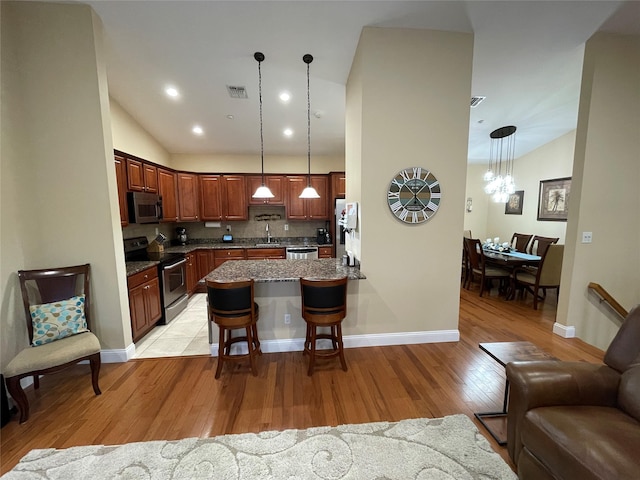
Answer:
[209, 330, 460, 357]
[100, 343, 136, 363]
[553, 322, 576, 338]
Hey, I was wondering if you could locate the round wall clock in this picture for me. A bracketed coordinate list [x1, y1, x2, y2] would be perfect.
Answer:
[387, 167, 441, 224]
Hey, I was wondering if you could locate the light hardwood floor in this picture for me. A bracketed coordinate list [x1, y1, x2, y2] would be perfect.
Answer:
[0, 286, 605, 474]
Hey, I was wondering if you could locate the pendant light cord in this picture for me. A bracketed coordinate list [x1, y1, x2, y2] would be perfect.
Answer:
[258, 58, 265, 184]
[306, 59, 311, 187]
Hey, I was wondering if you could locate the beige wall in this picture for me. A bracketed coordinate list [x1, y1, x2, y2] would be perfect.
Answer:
[346, 27, 473, 337]
[463, 164, 490, 241]
[558, 32, 640, 350]
[170, 153, 344, 174]
[110, 98, 171, 166]
[0, 2, 132, 372]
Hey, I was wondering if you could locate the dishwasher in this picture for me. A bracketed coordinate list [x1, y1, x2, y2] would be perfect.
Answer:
[286, 246, 319, 260]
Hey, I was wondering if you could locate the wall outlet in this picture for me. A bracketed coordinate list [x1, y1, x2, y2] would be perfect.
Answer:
[284, 224, 289, 231]
[284, 313, 291, 325]
[582, 231, 593, 243]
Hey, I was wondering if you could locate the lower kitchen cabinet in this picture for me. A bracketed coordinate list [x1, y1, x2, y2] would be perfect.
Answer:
[318, 246, 333, 258]
[185, 252, 199, 294]
[246, 248, 286, 260]
[128, 266, 162, 342]
[214, 248, 246, 268]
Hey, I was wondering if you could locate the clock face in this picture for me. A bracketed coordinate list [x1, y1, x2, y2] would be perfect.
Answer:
[387, 167, 441, 224]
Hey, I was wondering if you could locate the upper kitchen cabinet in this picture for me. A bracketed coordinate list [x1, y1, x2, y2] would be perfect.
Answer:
[126, 158, 158, 193]
[285, 175, 329, 220]
[114, 155, 129, 227]
[200, 174, 248, 221]
[331, 172, 346, 198]
[247, 175, 285, 205]
[158, 168, 178, 222]
[177, 172, 200, 221]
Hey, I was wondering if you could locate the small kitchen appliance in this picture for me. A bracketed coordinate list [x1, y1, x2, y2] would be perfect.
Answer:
[176, 227, 188, 245]
[317, 228, 327, 245]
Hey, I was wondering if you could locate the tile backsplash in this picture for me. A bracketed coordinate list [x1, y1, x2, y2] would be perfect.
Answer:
[122, 206, 328, 244]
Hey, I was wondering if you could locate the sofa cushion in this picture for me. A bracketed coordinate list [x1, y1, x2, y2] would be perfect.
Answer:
[618, 366, 640, 422]
[523, 406, 640, 480]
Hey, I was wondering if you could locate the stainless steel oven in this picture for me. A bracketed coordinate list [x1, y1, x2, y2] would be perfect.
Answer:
[159, 256, 188, 324]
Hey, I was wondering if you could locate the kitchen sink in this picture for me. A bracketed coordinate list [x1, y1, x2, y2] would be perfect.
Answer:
[254, 243, 281, 248]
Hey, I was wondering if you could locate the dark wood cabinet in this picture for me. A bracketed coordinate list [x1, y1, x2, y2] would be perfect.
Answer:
[318, 246, 333, 258]
[127, 267, 162, 343]
[247, 175, 285, 205]
[185, 252, 198, 294]
[196, 250, 214, 281]
[158, 168, 178, 222]
[199, 175, 222, 220]
[200, 175, 248, 221]
[127, 158, 158, 193]
[246, 248, 286, 260]
[331, 171, 346, 198]
[285, 175, 329, 220]
[114, 155, 129, 227]
[177, 172, 199, 221]
[214, 248, 246, 268]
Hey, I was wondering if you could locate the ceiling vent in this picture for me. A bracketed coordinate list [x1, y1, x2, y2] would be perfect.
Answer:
[226, 85, 248, 99]
[470, 96, 486, 108]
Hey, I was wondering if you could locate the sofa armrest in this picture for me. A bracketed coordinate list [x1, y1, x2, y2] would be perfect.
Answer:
[505, 360, 620, 464]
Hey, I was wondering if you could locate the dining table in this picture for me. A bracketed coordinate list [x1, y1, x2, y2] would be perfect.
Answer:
[482, 248, 541, 300]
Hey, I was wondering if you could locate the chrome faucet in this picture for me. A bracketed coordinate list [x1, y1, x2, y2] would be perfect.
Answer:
[266, 223, 272, 243]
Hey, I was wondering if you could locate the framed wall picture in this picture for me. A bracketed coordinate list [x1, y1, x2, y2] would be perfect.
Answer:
[505, 190, 524, 215]
[537, 177, 571, 221]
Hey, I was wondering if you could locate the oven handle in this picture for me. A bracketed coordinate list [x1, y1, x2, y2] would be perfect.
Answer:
[163, 258, 187, 271]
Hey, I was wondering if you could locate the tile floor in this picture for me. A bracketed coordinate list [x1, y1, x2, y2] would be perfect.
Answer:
[133, 294, 212, 359]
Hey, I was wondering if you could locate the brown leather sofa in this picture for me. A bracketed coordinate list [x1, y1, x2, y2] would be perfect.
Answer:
[506, 304, 640, 480]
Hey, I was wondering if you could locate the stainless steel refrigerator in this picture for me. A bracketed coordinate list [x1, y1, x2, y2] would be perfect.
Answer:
[335, 198, 346, 260]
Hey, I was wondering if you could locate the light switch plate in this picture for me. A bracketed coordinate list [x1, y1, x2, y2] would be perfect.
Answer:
[582, 232, 593, 243]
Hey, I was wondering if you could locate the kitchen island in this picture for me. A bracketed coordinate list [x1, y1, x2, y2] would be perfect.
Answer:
[203, 258, 366, 283]
[203, 258, 365, 353]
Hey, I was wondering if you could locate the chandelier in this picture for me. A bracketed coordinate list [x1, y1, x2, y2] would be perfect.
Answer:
[483, 125, 517, 203]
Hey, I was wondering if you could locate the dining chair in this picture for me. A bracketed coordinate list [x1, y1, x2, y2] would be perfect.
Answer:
[463, 238, 511, 297]
[514, 244, 564, 309]
[461, 231, 472, 286]
[510, 233, 533, 253]
[207, 279, 261, 378]
[300, 276, 348, 376]
[4, 264, 102, 423]
[527, 236, 559, 257]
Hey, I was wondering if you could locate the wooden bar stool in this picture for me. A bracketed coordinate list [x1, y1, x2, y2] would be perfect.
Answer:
[300, 277, 348, 376]
[207, 279, 261, 378]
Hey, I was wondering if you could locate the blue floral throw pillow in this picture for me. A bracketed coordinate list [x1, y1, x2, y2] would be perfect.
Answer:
[29, 295, 89, 346]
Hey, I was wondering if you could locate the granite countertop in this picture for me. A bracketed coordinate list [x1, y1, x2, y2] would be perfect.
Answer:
[125, 240, 336, 277]
[204, 258, 366, 283]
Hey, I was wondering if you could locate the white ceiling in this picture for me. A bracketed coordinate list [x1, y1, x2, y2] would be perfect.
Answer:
[80, 1, 639, 164]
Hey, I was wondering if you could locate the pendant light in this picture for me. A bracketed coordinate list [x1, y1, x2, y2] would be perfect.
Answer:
[252, 52, 274, 199]
[299, 54, 320, 199]
[483, 125, 517, 203]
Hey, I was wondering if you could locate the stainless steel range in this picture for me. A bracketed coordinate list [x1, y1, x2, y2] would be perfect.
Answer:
[124, 236, 188, 325]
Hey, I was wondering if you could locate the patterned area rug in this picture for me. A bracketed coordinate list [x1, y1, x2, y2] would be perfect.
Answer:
[2, 414, 516, 479]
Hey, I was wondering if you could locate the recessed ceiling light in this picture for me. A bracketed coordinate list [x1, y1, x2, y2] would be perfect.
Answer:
[279, 92, 291, 102]
[165, 86, 180, 98]
[226, 114, 234, 120]
[283, 128, 293, 137]
[192, 125, 204, 135]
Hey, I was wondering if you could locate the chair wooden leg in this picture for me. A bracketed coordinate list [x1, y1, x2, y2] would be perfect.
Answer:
[251, 323, 262, 355]
[246, 326, 257, 376]
[215, 326, 226, 379]
[533, 287, 539, 310]
[6, 375, 29, 424]
[303, 324, 311, 356]
[336, 324, 347, 372]
[308, 325, 317, 376]
[89, 353, 102, 395]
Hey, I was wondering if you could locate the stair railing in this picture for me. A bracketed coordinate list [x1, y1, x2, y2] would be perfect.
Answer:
[588, 282, 628, 319]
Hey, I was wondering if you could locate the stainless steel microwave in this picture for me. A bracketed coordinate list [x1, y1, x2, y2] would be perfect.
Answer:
[127, 191, 163, 224]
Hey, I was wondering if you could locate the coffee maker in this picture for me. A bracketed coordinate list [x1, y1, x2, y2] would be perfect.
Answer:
[176, 227, 188, 245]
[317, 228, 327, 245]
